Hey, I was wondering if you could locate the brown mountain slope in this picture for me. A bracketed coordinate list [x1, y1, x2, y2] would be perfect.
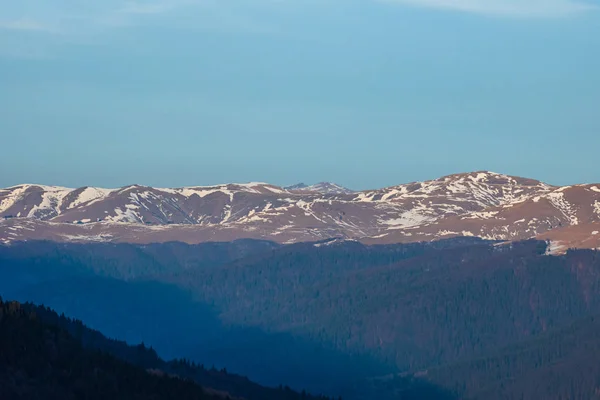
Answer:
[1, 172, 599, 248]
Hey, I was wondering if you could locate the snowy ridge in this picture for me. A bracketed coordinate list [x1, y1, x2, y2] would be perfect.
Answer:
[354, 171, 554, 206]
[305, 182, 355, 195]
[286, 182, 354, 195]
[2, 172, 600, 249]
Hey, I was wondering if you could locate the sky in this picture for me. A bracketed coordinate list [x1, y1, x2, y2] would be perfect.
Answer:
[1, 0, 599, 190]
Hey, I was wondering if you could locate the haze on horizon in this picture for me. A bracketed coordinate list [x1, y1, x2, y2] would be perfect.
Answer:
[1, 0, 599, 190]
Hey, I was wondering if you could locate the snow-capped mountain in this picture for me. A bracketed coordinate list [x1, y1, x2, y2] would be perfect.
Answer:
[284, 183, 309, 191]
[285, 182, 355, 194]
[2, 172, 599, 251]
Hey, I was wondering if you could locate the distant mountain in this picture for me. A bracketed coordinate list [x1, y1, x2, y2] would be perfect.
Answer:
[284, 183, 309, 190]
[2, 171, 599, 250]
[285, 182, 355, 195]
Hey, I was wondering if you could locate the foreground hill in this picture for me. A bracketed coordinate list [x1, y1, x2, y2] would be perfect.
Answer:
[0, 298, 340, 400]
[0, 298, 224, 400]
[2, 171, 600, 250]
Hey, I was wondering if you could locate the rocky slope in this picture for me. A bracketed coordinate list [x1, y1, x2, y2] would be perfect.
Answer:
[1, 172, 599, 249]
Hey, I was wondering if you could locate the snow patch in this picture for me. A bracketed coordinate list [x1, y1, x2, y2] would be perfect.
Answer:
[354, 192, 377, 202]
[68, 187, 115, 209]
[1, 185, 71, 219]
[545, 240, 567, 256]
[0, 185, 29, 213]
[313, 238, 352, 247]
[61, 233, 114, 242]
[369, 233, 390, 239]
[383, 211, 432, 229]
[462, 211, 500, 219]
[104, 207, 142, 223]
[27, 187, 71, 218]
[263, 185, 286, 194]
[437, 230, 459, 236]
[547, 191, 579, 225]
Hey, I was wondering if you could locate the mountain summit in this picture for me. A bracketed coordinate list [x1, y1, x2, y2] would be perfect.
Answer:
[285, 183, 309, 190]
[285, 182, 355, 195]
[1, 171, 599, 251]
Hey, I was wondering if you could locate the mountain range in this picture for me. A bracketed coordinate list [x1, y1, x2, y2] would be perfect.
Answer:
[2, 171, 600, 252]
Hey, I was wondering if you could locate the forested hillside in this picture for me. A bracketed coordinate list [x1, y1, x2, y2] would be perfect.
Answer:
[169, 239, 600, 371]
[0, 298, 337, 400]
[426, 314, 600, 399]
[0, 297, 454, 400]
[0, 298, 223, 400]
[3, 238, 600, 399]
[0, 239, 279, 282]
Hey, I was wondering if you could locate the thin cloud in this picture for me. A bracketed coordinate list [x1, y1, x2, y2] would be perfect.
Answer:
[379, 0, 597, 17]
[117, 0, 197, 15]
[0, 18, 56, 32]
[1, 0, 595, 40]
[0, 1, 196, 34]
[0, 0, 277, 59]
[0, 3, 281, 38]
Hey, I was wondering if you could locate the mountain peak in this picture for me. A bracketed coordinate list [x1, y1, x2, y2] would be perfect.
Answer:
[307, 182, 355, 194]
[284, 183, 309, 191]
[437, 171, 552, 187]
[285, 182, 354, 195]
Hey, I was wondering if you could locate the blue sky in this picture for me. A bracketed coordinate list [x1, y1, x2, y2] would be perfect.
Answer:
[1, 0, 599, 190]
